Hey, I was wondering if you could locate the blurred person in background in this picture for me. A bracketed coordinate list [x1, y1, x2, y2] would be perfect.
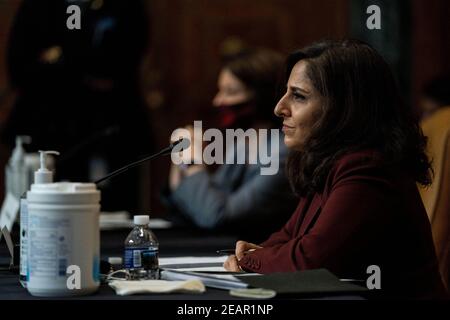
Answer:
[0, 0, 153, 212]
[419, 74, 450, 120]
[163, 48, 298, 242]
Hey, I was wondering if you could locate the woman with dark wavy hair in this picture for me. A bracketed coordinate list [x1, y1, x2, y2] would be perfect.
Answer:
[224, 39, 447, 299]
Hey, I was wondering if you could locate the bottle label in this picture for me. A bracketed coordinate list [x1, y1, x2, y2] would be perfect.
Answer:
[19, 198, 28, 278]
[28, 214, 71, 279]
[124, 248, 158, 269]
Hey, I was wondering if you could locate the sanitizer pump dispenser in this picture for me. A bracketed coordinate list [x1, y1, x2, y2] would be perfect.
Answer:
[34, 150, 60, 184]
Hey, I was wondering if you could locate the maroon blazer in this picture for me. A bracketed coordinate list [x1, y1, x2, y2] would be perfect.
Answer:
[239, 150, 447, 299]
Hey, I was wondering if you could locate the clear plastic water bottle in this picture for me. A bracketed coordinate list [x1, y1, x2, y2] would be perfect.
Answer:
[124, 215, 159, 280]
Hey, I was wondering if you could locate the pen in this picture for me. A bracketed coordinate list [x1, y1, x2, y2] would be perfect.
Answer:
[216, 248, 257, 256]
[216, 249, 235, 256]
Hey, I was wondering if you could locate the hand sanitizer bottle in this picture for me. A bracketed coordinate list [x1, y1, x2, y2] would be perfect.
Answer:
[5, 136, 31, 200]
[20, 150, 59, 288]
[26, 150, 101, 297]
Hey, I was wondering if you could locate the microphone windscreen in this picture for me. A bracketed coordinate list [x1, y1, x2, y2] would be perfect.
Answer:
[172, 138, 191, 153]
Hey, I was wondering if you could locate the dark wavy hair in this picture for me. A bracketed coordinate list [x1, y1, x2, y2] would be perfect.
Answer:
[285, 39, 432, 196]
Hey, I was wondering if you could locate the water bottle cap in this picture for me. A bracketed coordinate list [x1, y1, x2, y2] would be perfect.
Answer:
[134, 215, 150, 225]
[108, 257, 123, 265]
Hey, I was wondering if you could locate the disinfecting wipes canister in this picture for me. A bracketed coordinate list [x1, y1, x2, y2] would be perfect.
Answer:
[26, 182, 100, 297]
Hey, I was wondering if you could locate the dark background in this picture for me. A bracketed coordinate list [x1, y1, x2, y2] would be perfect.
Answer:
[0, 0, 449, 216]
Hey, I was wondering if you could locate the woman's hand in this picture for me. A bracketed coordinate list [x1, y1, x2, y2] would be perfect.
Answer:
[223, 255, 241, 272]
[223, 241, 263, 271]
[169, 125, 205, 190]
[235, 240, 262, 260]
[169, 164, 182, 190]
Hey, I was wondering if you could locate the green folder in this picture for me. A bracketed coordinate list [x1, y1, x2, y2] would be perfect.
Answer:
[236, 269, 368, 297]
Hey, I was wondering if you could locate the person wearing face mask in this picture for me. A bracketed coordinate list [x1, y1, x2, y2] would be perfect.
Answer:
[211, 49, 281, 130]
[162, 48, 298, 242]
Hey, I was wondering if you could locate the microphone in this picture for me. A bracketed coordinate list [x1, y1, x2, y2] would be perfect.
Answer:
[94, 138, 190, 185]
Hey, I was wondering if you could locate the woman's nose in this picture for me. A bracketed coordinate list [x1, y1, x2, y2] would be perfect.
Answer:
[274, 95, 289, 118]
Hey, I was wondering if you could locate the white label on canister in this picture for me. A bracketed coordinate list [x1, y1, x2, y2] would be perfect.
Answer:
[20, 198, 28, 278]
[28, 214, 71, 279]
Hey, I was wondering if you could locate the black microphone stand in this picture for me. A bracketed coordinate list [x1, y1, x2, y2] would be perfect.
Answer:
[94, 139, 185, 185]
